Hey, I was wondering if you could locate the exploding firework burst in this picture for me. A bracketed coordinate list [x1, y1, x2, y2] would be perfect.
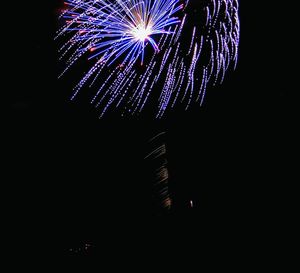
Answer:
[57, 0, 240, 118]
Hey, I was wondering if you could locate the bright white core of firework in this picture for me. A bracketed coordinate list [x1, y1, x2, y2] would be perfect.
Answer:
[131, 23, 153, 42]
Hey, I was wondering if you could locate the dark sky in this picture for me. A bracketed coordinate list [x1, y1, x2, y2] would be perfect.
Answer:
[7, 1, 291, 262]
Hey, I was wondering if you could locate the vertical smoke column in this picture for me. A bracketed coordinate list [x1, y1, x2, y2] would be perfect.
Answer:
[145, 132, 172, 212]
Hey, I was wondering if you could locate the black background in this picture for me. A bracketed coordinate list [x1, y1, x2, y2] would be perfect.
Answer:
[7, 0, 292, 266]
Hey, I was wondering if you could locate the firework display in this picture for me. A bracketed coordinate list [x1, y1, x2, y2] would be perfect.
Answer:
[57, 0, 240, 117]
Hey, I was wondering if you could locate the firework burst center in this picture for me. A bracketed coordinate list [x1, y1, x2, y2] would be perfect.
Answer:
[131, 23, 153, 42]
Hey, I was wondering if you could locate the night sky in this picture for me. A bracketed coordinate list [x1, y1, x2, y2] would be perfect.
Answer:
[7, 0, 291, 265]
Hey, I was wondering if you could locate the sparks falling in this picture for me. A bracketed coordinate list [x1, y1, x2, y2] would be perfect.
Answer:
[57, 0, 240, 118]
